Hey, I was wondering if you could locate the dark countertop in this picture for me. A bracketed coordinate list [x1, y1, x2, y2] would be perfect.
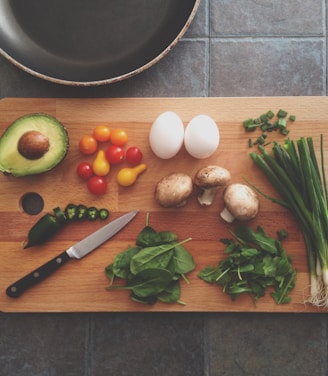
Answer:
[0, 1, 327, 375]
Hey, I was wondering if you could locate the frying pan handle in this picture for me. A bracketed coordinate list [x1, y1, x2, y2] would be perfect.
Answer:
[6, 251, 70, 298]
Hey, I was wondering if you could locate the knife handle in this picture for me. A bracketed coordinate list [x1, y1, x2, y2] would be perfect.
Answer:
[6, 251, 70, 298]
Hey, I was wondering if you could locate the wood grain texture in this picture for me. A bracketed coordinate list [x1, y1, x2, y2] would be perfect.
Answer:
[0, 97, 327, 312]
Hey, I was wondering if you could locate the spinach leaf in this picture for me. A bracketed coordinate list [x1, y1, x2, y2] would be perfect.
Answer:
[110, 268, 173, 298]
[130, 293, 158, 305]
[105, 264, 114, 284]
[233, 225, 278, 254]
[135, 213, 178, 247]
[136, 225, 158, 247]
[172, 244, 195, 275]
[137, 227, 177, 247]
[105, 213, 194, 306]
[199, 225, 297, 304]
[130, 239, 191, 275]
[157, 280, 182, 304]
[130, 246, 174, 275]
[112, 245, 141, 279]
[198, 266, 216, 283]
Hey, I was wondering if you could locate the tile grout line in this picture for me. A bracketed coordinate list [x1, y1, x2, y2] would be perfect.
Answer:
[206, 0, 211, 96]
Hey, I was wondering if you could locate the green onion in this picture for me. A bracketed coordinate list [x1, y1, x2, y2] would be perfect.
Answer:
[244, 109, 295, 147]
[250, 135, 328, 308]
[277, 109, 288, 118]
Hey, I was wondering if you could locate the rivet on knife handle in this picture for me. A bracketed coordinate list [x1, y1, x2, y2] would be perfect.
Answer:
[6, 251, 70, 298]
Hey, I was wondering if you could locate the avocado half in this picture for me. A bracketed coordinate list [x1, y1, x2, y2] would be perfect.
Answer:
[0, 113, 69, 177]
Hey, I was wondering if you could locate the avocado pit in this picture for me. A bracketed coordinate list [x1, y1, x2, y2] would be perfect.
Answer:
[17, 131, 50, 160]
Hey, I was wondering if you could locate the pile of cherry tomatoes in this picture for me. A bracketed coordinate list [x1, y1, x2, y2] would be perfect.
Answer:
[77, 125, 144, 195]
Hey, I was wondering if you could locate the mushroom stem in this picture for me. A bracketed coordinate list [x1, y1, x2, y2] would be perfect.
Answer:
[198, 187, 220, 206]
[220, 207, 236, 223]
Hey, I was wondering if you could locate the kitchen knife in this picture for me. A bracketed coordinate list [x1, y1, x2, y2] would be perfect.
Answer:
[6, 210, 138, 298]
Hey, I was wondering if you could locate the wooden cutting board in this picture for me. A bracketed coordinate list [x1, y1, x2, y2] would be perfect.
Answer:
[0, 97, 327, 313]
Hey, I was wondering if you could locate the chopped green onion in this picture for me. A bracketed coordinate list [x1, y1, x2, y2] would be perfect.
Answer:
[244, 109, 295, 147]
[266, 110, 275, 119]
[277, 109, 288, 118]
[278, 118, 287, 129]
[244, 118, 254, 128]
[260, 114, 268, 122]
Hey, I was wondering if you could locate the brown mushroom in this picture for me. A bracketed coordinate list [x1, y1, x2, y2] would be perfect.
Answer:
[194, 165, 231, 206]
[154, 173, 193, 208]
[220, 183, 259, 223]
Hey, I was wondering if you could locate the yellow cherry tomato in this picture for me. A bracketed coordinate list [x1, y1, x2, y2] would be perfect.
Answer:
[117, 163, 147, 187]
[92, 150, 110, 176]
[93, 125, 111, 142]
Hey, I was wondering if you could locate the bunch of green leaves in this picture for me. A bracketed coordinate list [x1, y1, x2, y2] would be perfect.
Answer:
[105, 214, 194, 305]
[198, 225, 297, 304]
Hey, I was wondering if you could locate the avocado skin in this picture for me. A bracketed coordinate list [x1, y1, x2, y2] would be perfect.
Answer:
[0, 113, 69, 177]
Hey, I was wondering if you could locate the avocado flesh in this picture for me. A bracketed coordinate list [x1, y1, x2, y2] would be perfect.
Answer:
[0, 113, 69, 177]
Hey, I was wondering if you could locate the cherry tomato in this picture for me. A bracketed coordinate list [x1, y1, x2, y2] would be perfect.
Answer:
[125, 146, 143, 165]
[110, 129, 128, 146]
[76, 162, 93, 180]
[87, 176, 107, 195]
[93, 150, 110, 176]
[79, 135, 98, 155]
[105, 145, 125, 164]
[93, 125, 111, 142]
[117, 164, 147, 187]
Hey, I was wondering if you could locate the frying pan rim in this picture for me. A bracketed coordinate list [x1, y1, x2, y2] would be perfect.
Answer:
[0, 0, 201, 86]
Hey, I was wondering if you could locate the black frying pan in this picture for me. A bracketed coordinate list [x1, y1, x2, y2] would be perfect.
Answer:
[0, 0, 200, 86]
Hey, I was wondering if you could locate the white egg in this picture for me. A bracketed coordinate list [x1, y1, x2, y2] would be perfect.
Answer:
[184, 114, 220, 159]
[149, 111, 185, 159]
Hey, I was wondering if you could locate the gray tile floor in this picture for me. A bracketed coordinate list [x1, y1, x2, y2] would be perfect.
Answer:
[0, 1, 327, 375]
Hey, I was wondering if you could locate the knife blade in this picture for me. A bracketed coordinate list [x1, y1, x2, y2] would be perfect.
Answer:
[6, 210, 138, 298]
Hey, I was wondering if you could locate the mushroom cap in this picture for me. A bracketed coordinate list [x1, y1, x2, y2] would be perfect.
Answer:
[194, 165, 231, 188]
[223, 183, 259, 221]
[154, 173, 193, 208]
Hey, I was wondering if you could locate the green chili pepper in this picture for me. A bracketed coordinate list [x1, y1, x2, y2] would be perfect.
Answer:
[87, 207, 99, 221]
[54, 207, 66, 224]
[77, 205, 88, 220]
[65, 204, 78, 221]
[23, 212, 63, 249]
[23, 204, 110, 249]
[99, 208, 109, 220]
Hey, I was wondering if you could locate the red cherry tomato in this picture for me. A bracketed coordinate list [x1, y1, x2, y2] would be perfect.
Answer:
[105, 145, 125, 164]
[125, 146, 143, 165]
[76, 162, 93, 180]
[87, 176, 107, 195]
